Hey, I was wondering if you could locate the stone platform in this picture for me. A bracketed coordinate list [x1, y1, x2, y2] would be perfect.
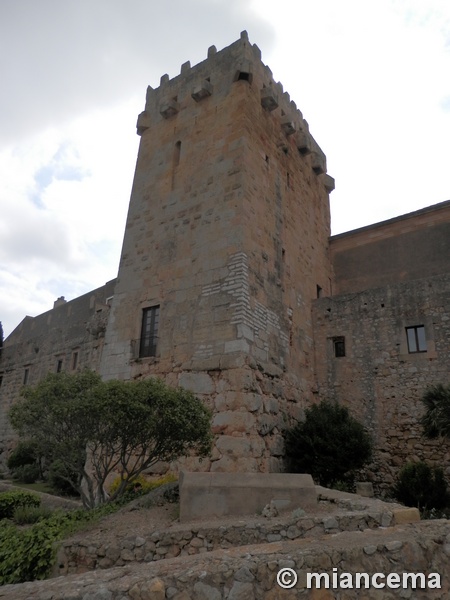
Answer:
[179, 471, 317, 522]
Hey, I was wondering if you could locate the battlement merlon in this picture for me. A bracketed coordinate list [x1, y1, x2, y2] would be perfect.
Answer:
[135, 31, 334, 191]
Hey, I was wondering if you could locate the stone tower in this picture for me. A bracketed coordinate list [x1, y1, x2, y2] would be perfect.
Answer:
[100, 32, 334, 472]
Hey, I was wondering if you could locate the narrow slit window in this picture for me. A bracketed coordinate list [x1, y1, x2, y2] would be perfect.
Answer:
[174, 140, 181, 168]
[72, 351, 79, 370]
[23, 368, 29, 385]
[406, 326, 427, 353]
[56, 359, 63, 373]
[139, 305, 160, 358]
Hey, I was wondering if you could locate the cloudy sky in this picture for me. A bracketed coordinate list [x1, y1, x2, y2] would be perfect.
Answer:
[1, 0, 449, 338]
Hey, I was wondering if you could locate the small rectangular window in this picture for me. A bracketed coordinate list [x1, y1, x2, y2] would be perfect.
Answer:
[406, 326, 427, 353]
[139, 305, 160, 358]
[333, 337, 346, 358]
[0, 375, 3, 388]
[23, 368, 29, 385]
[56, 359, 63, 373]
[72, 351, 79, 370]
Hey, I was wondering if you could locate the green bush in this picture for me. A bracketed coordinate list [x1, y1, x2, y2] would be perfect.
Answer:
[13, 463, 40, 484]
[0, 512, 70, 584]
[393, 462, 449, 512]
[284, 400, 372, 487]
[0, 490, 41, 520]
[0, 501, 127, 584]
[7, 441, 39, 472]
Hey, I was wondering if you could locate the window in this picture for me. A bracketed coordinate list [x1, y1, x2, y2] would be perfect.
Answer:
[139, 305, 160, 358]
[333, 337, 346, 358]
[0, 375, 3, 388]
[406, 326, 427, 353]
[56, 359, 63, 373]
[23, 368, 29, 385]
[72, 351, 79, 370]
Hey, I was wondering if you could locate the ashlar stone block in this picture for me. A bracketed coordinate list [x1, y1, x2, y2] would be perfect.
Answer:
[179, 471, 317, 521]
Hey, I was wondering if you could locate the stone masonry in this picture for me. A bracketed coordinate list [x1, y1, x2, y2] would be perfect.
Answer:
[0, 280, 115, 465]
[98, 31, 334, 473]
[313, 273, 450, 493]
[0, 32, 449, 489]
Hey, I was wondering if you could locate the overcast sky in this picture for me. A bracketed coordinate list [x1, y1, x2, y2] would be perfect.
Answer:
[1, 0, 449, 338]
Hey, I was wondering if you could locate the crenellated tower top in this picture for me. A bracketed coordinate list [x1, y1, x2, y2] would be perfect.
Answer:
[136, 31, 334, 193]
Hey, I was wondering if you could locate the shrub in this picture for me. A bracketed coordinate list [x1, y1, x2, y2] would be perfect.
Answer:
[284, 400, 372, 487]
[13, 463, 40, 484]
[0, 502, 127, 584]
[108, 472, 177, 498]
[0, 490, 41, 520]
[12, 505, 53, 525]
[393, 462, 449, 512]
[7, 441, 39, 472]
[0, 511, 71, 584]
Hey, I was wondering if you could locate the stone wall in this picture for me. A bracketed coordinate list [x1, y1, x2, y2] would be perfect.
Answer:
[0, 279, 115, 469]
[58, 491, 416, 576]
[313, 273, 450, 492]
[99, 32, 334, 470]
[3, 520, 449, 599]
[331, 200, 450, 294]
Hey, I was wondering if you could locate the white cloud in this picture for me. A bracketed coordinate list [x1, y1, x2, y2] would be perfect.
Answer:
[1, 0, 450, 337]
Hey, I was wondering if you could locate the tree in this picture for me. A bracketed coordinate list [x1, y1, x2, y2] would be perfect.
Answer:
[420, 384, 450, 440]
[283, 400, 372, 488]
[9, 371, 212, 508]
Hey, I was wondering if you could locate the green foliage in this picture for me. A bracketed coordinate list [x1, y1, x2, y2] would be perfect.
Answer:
[108, 472, 177, 497]
[7, 440, 39, 471]
[284, 400, 372, 487]
[9, 371, 212, 508]
[0, 490, 41, 519]
[12, 504, 53, 525]
[0, 510, 77, 584]
[47, 460, 79, 497]
[421, 384, 450, 439]
[13, 463, 40, 484]
[0, 499, 128, 585]
[393, 461, 449, 512]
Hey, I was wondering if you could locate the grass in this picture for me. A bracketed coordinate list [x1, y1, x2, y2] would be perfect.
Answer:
[10, 481, 57, 495]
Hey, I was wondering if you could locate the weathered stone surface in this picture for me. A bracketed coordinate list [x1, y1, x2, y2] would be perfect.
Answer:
[313, 272, 450, 494]
[178, 373, 215, 395]
[392, 507, 420, 524]
[4, 519, 450, 599]
[179, 472, 317, 521]
[193, 581, 221, 600]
